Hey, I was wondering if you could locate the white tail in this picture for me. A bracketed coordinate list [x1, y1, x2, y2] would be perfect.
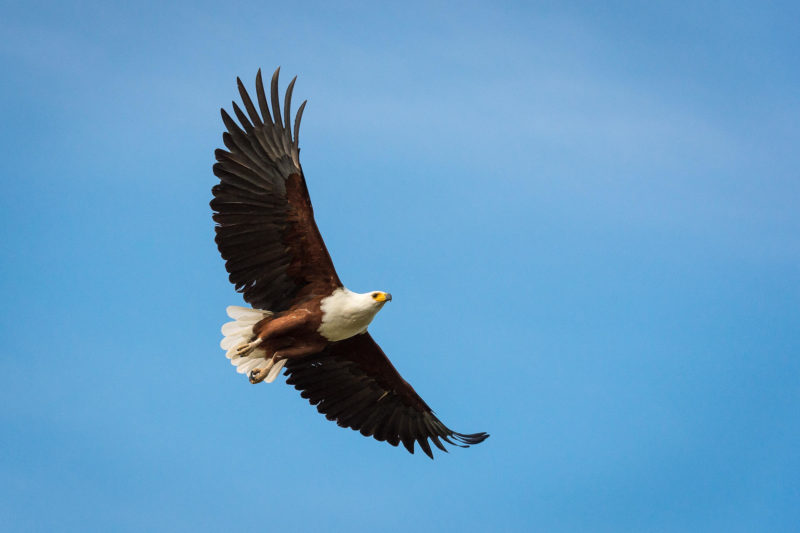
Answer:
[220, 306, 286, 383]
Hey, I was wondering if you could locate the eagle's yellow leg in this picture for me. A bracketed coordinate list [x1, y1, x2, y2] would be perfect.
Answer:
[234, 337, 262, 356]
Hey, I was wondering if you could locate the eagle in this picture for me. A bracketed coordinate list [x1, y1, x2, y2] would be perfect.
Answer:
[211, 68, 489, 458]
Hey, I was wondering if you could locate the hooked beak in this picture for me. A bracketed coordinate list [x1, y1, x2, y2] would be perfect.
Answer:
[375, 292, 392, 303]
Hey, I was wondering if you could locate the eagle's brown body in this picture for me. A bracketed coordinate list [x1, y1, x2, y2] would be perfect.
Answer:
[246, 297, 327, 382]
[211, 68, 488, 457]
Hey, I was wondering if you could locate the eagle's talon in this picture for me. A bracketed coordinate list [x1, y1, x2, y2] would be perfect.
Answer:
[249, 367, 269, 384]
[236, 338, 263, 356]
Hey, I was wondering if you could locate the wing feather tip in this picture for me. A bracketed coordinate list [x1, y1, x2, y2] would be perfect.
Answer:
[418, 438, 434, 459]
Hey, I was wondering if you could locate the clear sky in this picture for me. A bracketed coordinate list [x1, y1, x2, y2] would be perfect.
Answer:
[1, 1, 798, 531]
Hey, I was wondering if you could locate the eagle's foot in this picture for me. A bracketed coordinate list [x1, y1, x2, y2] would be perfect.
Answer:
[235, 338, 263, 357]
[249, 367, 270, 384]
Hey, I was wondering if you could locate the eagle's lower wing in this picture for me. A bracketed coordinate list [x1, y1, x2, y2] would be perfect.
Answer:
[211, 68, 341, 312]
[284, 333, 489, 458]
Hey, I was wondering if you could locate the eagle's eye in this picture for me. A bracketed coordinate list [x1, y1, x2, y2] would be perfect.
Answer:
[372, 292, 379, 299]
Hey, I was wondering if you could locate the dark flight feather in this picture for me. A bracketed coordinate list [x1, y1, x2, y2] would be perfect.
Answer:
[212, 68, 341, 312]
[284, 333, 489, 458]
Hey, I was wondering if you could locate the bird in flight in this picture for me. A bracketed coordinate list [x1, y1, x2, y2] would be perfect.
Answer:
[211, 68, 488, 458]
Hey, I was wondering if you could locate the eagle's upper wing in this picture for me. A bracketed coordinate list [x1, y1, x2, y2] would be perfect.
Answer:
[211, 68, 341, 312]
[284, 333, 489, 458]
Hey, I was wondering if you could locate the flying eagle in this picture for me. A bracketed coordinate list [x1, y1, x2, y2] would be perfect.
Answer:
[211, 68, 488, 458]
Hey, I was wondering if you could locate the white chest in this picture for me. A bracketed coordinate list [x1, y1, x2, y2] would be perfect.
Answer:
[318, 288, 381, 342]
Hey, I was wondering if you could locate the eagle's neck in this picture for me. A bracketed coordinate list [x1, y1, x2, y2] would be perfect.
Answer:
[318, 288, 382, 342]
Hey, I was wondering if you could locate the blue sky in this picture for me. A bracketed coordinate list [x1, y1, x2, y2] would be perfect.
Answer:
[1, 1, 799, 531]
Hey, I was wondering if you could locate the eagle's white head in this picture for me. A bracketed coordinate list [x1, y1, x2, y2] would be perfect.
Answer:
[318, 288, 392, 342]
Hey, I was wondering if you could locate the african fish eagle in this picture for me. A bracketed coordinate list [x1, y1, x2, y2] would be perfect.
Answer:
[211, 68, 489, 458]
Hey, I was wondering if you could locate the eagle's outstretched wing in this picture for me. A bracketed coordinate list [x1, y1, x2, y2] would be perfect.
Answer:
[211, 68, 341, 312]
[284, 333, 489, 458]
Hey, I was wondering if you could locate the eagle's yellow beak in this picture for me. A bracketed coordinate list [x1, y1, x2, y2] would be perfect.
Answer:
[374, 292, 392, 303]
